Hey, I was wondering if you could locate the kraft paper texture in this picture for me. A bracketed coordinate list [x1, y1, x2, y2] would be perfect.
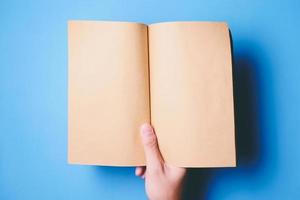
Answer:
[68, 21, 236, 167]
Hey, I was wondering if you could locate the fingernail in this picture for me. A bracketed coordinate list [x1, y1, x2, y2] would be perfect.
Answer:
[141, 123, 153, 136]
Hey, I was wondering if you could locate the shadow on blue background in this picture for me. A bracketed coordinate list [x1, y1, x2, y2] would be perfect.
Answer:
[181, 33, 277, 199]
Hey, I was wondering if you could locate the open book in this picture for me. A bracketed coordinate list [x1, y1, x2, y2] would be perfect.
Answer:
[68, 21, 236, 167]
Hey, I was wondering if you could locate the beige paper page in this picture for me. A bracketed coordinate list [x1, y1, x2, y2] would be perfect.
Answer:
[149, 22, 236, 167]
[68, 21, 149, 166]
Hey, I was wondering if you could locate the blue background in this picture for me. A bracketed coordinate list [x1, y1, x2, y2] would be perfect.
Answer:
[1, 0, 299, 199]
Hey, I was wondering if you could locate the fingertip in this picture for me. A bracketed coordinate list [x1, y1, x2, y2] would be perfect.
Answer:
[135, 167, 142, 176]
[140, 123, 153, 135]
[135, 166, 146, 177]
[140, 123, 156, 145]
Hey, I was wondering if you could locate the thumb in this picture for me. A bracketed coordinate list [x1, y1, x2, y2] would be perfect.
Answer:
[140, 123, 164, 170]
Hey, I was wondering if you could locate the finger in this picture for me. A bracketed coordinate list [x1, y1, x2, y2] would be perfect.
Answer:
[135, 166, 146, 177]
[135, 166, 143, 176]
[165, 164, 187, 179]
[140, 123, 164, 171]
[172, 167, 186, 178]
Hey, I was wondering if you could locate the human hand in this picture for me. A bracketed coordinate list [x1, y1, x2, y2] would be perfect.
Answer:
[135, 123, 186, 200]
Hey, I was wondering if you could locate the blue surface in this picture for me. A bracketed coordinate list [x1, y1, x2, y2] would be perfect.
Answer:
[0, 0, 299, 199]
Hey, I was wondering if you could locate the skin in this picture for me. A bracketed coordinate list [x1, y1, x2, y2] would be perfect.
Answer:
[135, 123, 187, 200]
